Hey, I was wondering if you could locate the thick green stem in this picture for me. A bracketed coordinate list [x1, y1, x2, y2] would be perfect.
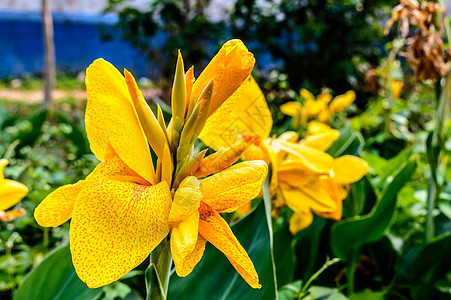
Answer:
[146, 238, 172, 300]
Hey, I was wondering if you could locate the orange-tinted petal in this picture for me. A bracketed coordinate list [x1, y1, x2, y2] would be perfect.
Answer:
[34, 180, 86, 227]
[172, 233, 206, 277]
[192, 40, 255, 117]
[198, 202, 261, 289]
[171, 211, 202, 276]
[85, 59, 155, 184]
[70, 178, 171, 288]
[200, 76, 272, 151]
[200, 161, 268, 213]
[193, 141, 246, 178]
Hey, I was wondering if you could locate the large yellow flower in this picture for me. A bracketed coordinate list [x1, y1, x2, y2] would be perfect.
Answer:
[35, 39, 267, 289]
[0, 159, 28, 219]
[200, 83, 368, 234]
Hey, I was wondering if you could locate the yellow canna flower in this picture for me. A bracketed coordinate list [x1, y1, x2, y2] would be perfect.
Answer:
[200, 78, 368, 235]
[281, 89, 356, 127]
[35, 39, 268, 290]
[0, 159, 28, 213]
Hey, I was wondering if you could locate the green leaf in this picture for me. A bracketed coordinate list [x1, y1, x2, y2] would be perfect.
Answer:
[330, 159, 416, 261]
[327, 126, 364, 157]
[14, 244, 101, 300]
[411, 233, 451, 288]
[168, 203, 277, 299]
[305, 286, 349, 300]
[348, 290, 384, 300]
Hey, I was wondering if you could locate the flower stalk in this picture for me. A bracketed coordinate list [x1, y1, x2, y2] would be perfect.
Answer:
[146, 238, 172, 300]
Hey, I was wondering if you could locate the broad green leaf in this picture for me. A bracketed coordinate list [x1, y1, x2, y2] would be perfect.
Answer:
[305, 286, 349, 300]
[331, 159, 416, 261]
[327, 126, 364, 157]
[14, 244, 101, 300]
[411, 233, 451, 288]
[278, 280, 301, 300]
[168, 203, 277, 299]
[349, 290, 384, 300]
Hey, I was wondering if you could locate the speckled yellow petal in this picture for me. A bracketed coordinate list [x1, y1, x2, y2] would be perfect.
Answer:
[198, 202, 261, 289]
[273, 140, 334, 174]
[70, 178, 171, 288]
[300, 129, 340, 151]
[172, 233, 206, 277]
[85, 59, 155, 184]
[280, 181, 336, 213]
[200, 76, 272, 151]
[0, 179, 28, 211]
[200, 161, 268, 213]
[192, 40, 255, 117]
[193, 141, 246, 178]
[289, 210, 313, 234]
[34, 180, 86, 227]
[332, 155, 368, 184]
[329, 90, 356, 113]
[171, 211, 201, 276]
[169, 176, 202, 226]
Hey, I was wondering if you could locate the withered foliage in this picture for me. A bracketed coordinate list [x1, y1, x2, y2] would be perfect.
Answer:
[385, 0, 449, 80]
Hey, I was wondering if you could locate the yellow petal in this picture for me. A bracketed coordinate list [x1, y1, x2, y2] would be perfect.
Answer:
[272, 140, 334, 173]
[281, 101, 302, 117]
[0, 179, 28, 211]
[171, 211, 201, 276]
[241, 143, 270, 163]
[391, 80, 403, 100]
[193, 141, 246, 178]
[332, 155, 368, 184]
[172, 233, 206, 277]
[299, 129, 340, 151]
[200, 75, 272, 151]
[317, 108, 330, 123]
[200, 161, 268, 213]
[289, 210, 313, 234]
[169, 176, 202, 225]
[329, 90, 356, 113]
[85, 59, 155, 184]
[300, 88, 315, 103]
[280, 181, 337, 213]
[185, 66, 195, 113]
[198, 202, 261, 289]
[191, 40, 255, 117]
[306, 121, 334, 136]
[0, 208, 26, 222]
[278, 131, 299, 143]
[313, 177, 344, 221]
[70, 178, 171, 288]
[34, 180, 86, 227]
[277, 163, 316, 188]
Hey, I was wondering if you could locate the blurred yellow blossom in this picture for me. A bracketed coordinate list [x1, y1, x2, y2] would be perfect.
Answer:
[0, 159, 28, 220]
[281, 88, 356, 127]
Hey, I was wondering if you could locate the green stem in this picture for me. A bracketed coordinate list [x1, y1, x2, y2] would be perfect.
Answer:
[146, 237, 172, 300]
[426, 176, 437, 242]
[298, 257, 340, 299]
[346, 252, 359, 297]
